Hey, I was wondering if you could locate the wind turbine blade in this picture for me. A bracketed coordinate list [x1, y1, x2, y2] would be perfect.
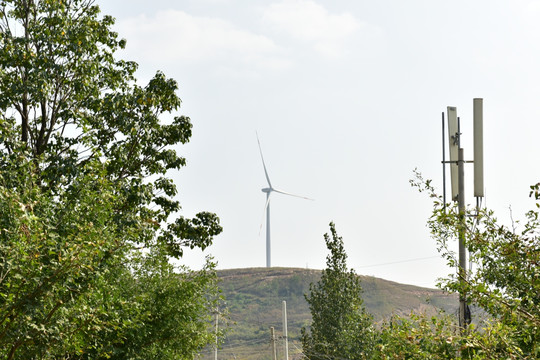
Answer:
[272, 188, 314, 201]
[256, 132, 272, 188]
[258, 194, 271, 236]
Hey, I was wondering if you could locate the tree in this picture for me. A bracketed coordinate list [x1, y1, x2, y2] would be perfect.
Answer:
[301, 222, 375, 360]
[409, 171, 540, 358]
[373, 312, 460, 360]
[0, 161, 125, 358]
[301, 187, 539, 359]
[0, 169, 223, 358]
[82, 249, 222, 360]
[0, 0, 221, 255]
[0, 0, 222, 358]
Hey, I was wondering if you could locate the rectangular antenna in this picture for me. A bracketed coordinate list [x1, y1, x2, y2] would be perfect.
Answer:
[473, 98, 484, 197]
[447, 106, 459, 201]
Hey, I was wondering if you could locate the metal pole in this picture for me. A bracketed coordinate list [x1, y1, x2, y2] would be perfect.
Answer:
[270, 327, 277, 360]
[214, 309, 219, 360]
[457, 148, 468, 329]
[282, 301, 289, 360]
[457, 117, 461, 147]
[442, 112, 447, 212]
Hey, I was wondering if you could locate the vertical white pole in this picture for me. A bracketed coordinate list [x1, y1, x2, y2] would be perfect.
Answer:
[282, 301, 289, 360]
[266, 192, 271, 268]
[270, 327, 277, 360]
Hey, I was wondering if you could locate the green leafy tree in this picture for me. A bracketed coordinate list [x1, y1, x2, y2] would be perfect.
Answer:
[0, 161, 128, 358]
[0, 157, 223, 360]
[372, 311, 532, 360]
[301, 176, 539, 360]
[0, 1, 222, 358]
[301, 222, 375, 360]
[373, 313, 458, 360]
[409, 171, 540, 358]
[86, 250, 222, 360]
[0, 0, 221, 255]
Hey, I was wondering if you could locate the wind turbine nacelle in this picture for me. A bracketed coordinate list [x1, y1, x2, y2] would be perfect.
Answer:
[262, 188, 272, 193]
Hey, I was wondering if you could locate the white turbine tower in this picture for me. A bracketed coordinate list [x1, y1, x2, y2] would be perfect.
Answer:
[256, 134, 313, 268]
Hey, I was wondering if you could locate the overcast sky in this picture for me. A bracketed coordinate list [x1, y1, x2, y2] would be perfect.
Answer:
[100, 0, 540, 288]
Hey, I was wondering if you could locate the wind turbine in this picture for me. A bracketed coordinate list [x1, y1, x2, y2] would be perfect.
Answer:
[256, 133, 313, 268]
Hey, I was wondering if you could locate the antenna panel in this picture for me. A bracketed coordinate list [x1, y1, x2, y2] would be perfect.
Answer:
[447, 106, 459, 201]
[473, 98, 484, 197]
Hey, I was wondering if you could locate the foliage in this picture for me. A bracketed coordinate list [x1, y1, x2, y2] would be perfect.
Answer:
[205, 268, 454, 360]
[299, 173, 539, 359]
[0, 0, 222, 358]
[372, 311, 536, 360]
[0, 0, 221, 254]
[373, 312, 458, 359]
[92, 251, 222, 360]
[0, 159, 222, 359]
[301, 222, 376, 360]
[0, 160, 127, 358]
[410, 170, 540, 358]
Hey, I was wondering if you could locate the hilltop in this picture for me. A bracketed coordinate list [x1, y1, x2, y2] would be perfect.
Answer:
[199, 267, 457, 360]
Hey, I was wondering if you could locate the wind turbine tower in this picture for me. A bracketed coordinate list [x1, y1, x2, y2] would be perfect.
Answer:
[256, 134, 312, 268]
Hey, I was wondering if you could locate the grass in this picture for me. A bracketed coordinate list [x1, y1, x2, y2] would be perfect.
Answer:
[197, 267, 457, 360]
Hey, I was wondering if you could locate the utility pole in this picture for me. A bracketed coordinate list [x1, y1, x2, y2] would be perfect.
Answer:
[447, 108, 469, 329]
[444, 100, 483, 331]
[457, 148, 469, 329]
[214, 309, 219, 360]
[282, 301, 289, 360]
[270, 327, 278, 360]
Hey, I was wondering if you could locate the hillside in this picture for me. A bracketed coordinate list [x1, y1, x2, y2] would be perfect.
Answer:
[198, 268, 457, 360]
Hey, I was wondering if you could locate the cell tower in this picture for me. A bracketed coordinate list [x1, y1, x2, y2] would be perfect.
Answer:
[441, 98, 484, 329]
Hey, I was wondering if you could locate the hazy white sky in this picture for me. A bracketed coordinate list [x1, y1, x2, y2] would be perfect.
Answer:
[101, 0, 540, 288]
